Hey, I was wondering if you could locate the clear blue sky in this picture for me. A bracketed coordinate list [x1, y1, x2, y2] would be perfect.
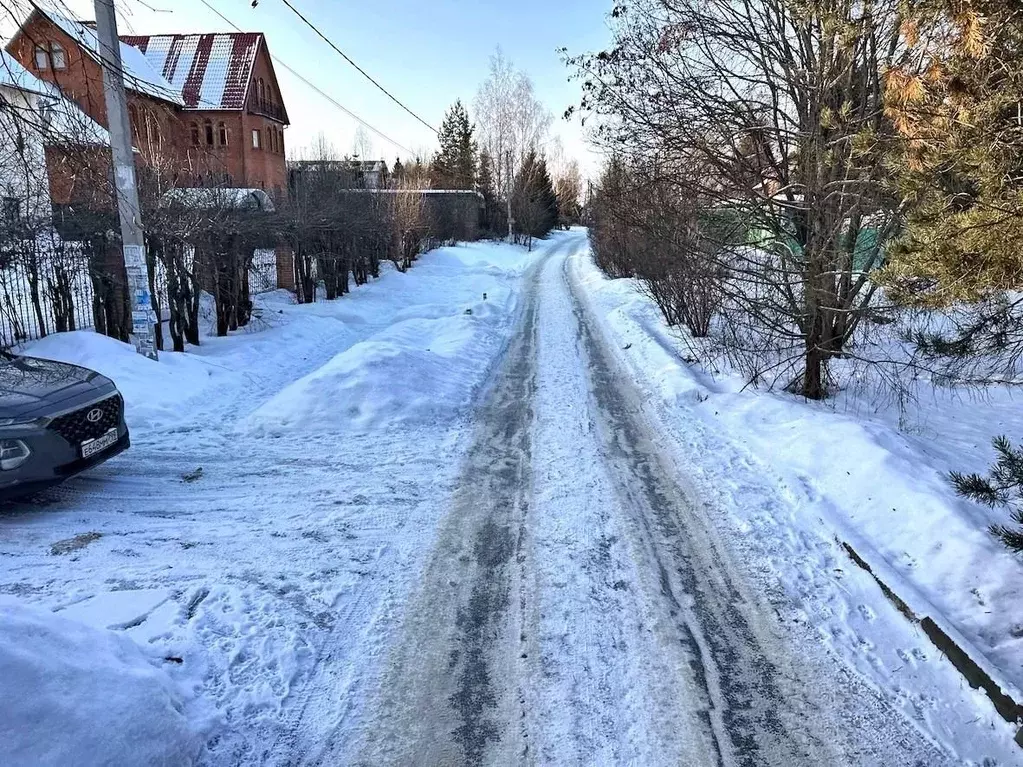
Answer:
[49, 0, 614, 175]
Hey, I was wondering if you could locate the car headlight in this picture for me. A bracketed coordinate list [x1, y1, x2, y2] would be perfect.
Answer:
[0, 439, 30, 470]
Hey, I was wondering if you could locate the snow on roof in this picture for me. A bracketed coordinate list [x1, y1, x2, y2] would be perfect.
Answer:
[33, 6, 183, 107]
[0, 50, 108, 145]
[0, 49, 52, 97]
[120, 33, 265, 113]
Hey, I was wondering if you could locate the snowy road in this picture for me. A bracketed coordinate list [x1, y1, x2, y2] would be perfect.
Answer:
[311, 232, 978, 766]
[2, 231, 1016, 766]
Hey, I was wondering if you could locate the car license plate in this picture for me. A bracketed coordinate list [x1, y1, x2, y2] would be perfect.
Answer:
[81, 428, 118, 459]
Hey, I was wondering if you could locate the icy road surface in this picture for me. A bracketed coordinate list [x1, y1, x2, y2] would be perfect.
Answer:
[1, 231, 1017, 766]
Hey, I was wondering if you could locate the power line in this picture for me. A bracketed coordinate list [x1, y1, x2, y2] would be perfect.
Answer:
[275, 0, 437, 135]
[198, 0, 415, 156]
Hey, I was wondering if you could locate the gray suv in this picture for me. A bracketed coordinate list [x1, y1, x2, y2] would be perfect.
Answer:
[0, 350, 129, 500]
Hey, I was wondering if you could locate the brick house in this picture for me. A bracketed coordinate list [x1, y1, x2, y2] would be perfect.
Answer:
[121, 31, 290, 194]
[6, 4, 290, 200]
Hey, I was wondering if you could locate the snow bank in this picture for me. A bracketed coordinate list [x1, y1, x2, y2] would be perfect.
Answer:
[245, 298, 513, 435]
[241, 239, 540, 436]
[572, 248, 1023, 704]
[0, 599, 209, 767]
[24, 331, 223, 431]
[3, 236, 548, 762]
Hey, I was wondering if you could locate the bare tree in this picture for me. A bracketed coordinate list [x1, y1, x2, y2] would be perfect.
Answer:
[554, 159, 583, 227]
[352, 125, 374, 161]
[390, 169, 428, 272]
[572, 0, 906, 398]
[474, 49, 553, 208]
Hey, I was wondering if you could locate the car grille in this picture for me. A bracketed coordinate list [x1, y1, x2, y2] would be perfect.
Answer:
[48, 394, 123, 444]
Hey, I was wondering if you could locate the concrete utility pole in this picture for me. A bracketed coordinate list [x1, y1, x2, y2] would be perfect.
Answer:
[93, 0, 157, 360]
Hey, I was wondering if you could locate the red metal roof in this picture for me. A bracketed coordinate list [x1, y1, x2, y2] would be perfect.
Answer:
[120, 32, 284, 119]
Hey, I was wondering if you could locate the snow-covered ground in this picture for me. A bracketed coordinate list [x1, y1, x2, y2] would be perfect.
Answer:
[1, 229, 1020, 765]
[572, 241, 1023, 753]
[0, 239, 543, 765]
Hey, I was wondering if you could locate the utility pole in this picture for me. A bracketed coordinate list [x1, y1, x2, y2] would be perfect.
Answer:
[93, 0, 157, 360]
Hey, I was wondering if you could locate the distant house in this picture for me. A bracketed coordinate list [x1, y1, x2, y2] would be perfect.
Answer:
[289, 159, 389, 190]
[5, 3, 290, 197]
[349, 159, 388, 190]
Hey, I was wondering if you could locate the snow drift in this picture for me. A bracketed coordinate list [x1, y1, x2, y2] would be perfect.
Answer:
[244, 299, 514, 435]
[0, 599, 209, 767]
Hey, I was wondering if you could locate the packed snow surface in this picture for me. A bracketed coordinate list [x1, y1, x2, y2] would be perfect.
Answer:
[0, 232, 1020, 765]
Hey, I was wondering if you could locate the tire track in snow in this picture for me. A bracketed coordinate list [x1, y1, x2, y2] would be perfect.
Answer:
[281, 237, 570, 767]
[561, 244, 955, 766]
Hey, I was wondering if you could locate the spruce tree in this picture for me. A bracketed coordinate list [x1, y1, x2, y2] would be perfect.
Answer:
[512, 150, 559, 243]
[952, 436, 1023, 553]
[432, 100, 478, 190]
[392, 157, 405, 182]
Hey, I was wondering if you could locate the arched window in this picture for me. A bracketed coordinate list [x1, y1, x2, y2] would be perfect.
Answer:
[257, 78, 266, 105]
[204, 120, 214, 146]
[190, 122, 200, 146]
[270, 127, 277, 153]
[277, 129, 284, 155]
[33, 45, 48, 69]
[128, 103, 139, 141]
[218, 121, 228, 146]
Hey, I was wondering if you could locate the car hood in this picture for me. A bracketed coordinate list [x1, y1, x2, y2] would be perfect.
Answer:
[0, 355, 116, 419]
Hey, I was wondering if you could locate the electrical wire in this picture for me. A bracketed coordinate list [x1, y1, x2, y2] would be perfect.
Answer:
[198, 0, 415, 155]
[276, 0, 437, 135]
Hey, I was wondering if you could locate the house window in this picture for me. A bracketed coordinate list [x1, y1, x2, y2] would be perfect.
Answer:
[252, 128, 261, 149]
[278, 130, 284, 155]
[218, 122, 228, 146]
[190, 122, 200, 146]
[204, 120, 214, 146]
[50, 43, 66, 70]
[34, 45, 48, 69]
[257, 78, 265, 105]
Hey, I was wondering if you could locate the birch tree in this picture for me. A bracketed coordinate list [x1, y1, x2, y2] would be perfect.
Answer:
[474, 49, 552, 204]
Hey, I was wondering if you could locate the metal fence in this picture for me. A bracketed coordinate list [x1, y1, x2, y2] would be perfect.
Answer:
[0, 241, 281, 349]
[0, 241, 95, 348]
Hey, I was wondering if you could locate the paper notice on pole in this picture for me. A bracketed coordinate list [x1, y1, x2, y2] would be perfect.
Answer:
[123, 244, 146, 269]
[132, 310, 152, 332]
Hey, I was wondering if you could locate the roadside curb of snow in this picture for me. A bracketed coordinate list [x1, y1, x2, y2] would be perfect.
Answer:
[566, 249, 1023, 750]
[838, 538, 1023, 746]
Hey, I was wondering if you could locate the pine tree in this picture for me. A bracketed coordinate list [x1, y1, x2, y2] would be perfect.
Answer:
[952, 436, 1023, 553]
[392, 157, 405, 182]
[431, 100, 478, 190]
[477, 149, 502, 234]
[882, 1, 1023, 306]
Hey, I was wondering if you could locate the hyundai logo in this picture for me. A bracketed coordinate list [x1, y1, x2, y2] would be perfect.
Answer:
[85, 408, 104, 423]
